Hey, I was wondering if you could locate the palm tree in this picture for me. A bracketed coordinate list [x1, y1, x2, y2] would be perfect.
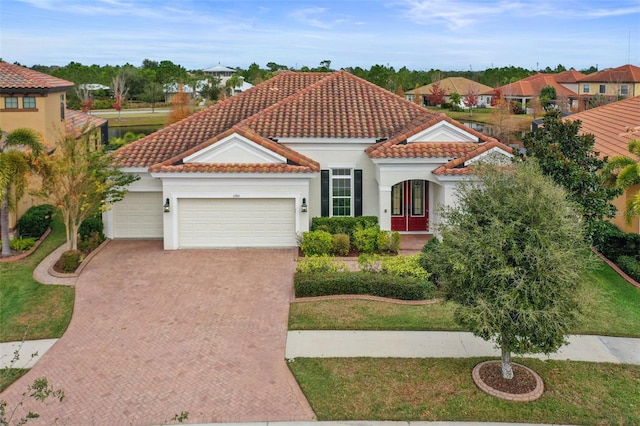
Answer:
[604, 139, 640, 223]
[0, 128, 45, 256]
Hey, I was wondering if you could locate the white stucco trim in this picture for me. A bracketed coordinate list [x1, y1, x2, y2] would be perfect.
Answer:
[408, 121, 479, 143]
[183, 133, 287, 164]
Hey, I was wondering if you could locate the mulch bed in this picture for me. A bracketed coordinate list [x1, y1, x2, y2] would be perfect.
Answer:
[478, 361, 538, 394]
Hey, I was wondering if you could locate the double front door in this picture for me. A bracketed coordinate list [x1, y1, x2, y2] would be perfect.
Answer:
[391, 180, 428, 232]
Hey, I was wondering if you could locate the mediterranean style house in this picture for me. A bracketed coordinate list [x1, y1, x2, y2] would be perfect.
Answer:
[109, 71, 513, 249]
[0, 62, 106, 230]
[563, 95, 640, 233]
[406, 77, 493, 107]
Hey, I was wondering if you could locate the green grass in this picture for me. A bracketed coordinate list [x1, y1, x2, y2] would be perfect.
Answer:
[0, 369, 29, 392]
[289, 258, 640, 337]
[289, 357, 640, 424]
[0, 214, 75, 342]
[107, 114, 168, 128]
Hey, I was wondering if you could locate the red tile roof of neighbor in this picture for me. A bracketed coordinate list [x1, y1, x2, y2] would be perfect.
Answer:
[0, 62, 74, 91]
[577, 64, 640, 83]
[406, 77, 493, 96]
[485, 73, 579, 97]
[563, 95, 640, 160]
[117, 71, 499, 174]
[65, 109, 107, 136]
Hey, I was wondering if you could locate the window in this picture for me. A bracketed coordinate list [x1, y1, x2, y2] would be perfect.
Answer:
[599, 84, 606, 94]
[23, 96, 36, 109]
[411, 180, 424, 216]
[331, 169, 352, 216]
[391, 183, 403, 216]
[582, 84, 590, 94]
[60, 94, 65, 120]
[4, 97, 18, 109]
[621, 85, 629, 95]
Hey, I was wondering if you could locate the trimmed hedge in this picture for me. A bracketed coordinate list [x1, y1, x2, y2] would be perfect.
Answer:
[591, 220, 640, 261]
[294, 271, 434, 300]
[79, 215, 105, 240]
[311, 216, 378, 237]
[17, 204, 55, 238]
[301, 230, 333, 256]
[59, 250, 82, 273]
[616, 256, 640, 282]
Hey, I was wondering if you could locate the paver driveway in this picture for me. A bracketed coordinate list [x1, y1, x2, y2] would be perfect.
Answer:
[2, 240, 315, 425]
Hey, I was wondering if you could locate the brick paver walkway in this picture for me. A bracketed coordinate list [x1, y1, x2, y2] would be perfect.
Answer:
[1, 240, 314, 425]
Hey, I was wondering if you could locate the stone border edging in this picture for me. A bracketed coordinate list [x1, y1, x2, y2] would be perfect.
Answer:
[292, 293, 444, 305]
[48, 238, 112, 278]
[472, 360, 544, 402]
[592, 247, 640, 290]
[0, 227, 51, 263]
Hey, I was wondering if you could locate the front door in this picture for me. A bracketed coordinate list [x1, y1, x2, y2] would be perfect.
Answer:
[391, 180, 429, 232]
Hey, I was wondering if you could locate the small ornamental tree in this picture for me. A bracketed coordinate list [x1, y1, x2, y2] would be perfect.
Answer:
[539, 85, 557, 110]
[489, 88, 502, 107]
[167, 86, 193, 125]
[449, 92, 461, 109]
[426, 160, 589, 379]
[111, 72, 128, 120]
[427, 81, 445, 106]
[38, 129, 139, 250]
[463, 87, 478, 116]
[521, 110, 621, 235]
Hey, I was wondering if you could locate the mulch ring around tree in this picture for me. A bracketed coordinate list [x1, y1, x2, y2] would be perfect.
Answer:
[472, 360, 544, 402]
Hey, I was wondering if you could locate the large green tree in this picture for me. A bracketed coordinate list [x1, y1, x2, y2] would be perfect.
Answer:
[0, 128, 45, 256]
[521, 111, 621, 235]
[424, 160, 589, 379]
[38, 129, 138, 250]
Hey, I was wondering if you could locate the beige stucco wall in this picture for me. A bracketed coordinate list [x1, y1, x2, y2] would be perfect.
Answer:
[0, 92, 66, 145]
[610, 184, 640, 234]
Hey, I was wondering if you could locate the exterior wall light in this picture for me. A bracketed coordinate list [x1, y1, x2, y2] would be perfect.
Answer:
[301, 198, 308, 213]
[163, 198, 170, 213]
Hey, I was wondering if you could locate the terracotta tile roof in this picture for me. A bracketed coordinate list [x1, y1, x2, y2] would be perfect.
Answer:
[406, 77, 492, 96]
[563, 95, 640, 160]
[241, 71, 441, 139]
[65, 109, 107, 137]
[577, 64, 640, 83]
[366, 113, 494, 158]
[370, 142, 481, 159]
[0, 62, 74, 91]
[483, 73, 578, 97]
[554, 69, 587, 83]
[114, 72, 327, 168]
[150, 163, 314, 173]
[433, 140, 514, 175]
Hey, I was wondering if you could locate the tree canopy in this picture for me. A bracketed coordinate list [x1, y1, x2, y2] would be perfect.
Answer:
[423, 160, 590, 379]
[604, 139, 640, 223]
[521, 111, 621, 235]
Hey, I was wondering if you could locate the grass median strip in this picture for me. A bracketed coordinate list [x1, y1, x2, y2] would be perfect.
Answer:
[288, 357, 640, 424]
[0, 215, 74, 342]
[290, 260, 640, 337]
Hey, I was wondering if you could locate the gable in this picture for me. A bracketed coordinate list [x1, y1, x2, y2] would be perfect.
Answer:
[464, 147, 513, 166]
[408, 121, 479, 143]
[183, 133, 287, 164]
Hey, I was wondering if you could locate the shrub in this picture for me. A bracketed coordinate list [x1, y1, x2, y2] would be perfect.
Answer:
[296, 255, 348, 273]
[591, 220, 640, 261]
[78, 231, 105, 254]
[311, 216, 378, 238]
[616, 256, 640, 282]
[377, 230, 401, 253]
[380, 254, 430, 281]
[9, 237, 36, 252]
[357, 253, 383, 273]
[59, 250, 83, 273]
[420, 237, 446, 287]
[79, 215, 105, 240]
[301, 230, 333, 256]
[294, 271, 434, 300]
[332, 233, 351, 256]
[17, 204, 55, 238]
[353, 226, 380, 253]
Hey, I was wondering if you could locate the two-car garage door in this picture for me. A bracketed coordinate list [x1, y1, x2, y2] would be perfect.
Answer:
[177, 198, 296, 248]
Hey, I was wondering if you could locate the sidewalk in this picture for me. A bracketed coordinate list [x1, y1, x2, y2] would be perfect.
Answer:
[286, 331, 640, 364]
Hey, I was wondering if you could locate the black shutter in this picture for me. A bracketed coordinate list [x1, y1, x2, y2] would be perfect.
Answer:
[354, 169, 363, 217]
[321, 170, 330, 217]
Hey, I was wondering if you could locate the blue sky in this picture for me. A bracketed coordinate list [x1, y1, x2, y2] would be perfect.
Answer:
[1, 0, 639, 71]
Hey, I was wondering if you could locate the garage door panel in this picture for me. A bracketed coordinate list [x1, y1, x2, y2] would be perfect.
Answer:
[112, 192, 164, 239]
[178, 198, 295, 248]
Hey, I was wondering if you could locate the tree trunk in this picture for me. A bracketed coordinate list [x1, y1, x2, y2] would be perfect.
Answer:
[501, 332, 514, 379]
[1, 194, 11, 256]
[70, 223, 79, 251]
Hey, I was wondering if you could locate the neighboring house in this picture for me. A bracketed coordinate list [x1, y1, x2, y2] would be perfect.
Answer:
[109, 71, 512, 249]
[202, 64, 237, 86]
[163, 81, 207, 103]
[0, 62, 107, 230]
[576, 64, 640, 107]
[483, 71, 584, 112]
[563, 95, 640, 233]
[406, 77, 493, 107]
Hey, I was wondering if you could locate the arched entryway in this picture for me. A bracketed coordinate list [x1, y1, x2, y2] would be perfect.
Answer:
[391, 180, 429, 232]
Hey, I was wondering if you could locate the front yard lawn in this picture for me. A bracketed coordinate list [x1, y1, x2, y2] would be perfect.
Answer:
[288, 357, 640, 424]
[0, 214, 75, 342]
[289, 259, 640, 337]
